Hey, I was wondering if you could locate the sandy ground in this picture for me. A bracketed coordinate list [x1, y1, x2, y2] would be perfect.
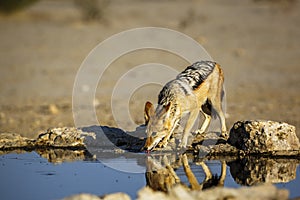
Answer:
[0, 0, 299, 139]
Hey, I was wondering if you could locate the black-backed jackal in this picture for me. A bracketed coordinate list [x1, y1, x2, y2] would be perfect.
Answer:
[143, 61, 227, 151]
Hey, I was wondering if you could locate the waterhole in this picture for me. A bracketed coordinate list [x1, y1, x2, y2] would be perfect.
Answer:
[0, 151, 299, 199]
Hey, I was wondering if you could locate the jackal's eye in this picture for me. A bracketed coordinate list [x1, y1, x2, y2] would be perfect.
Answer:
[152, 132, 158, 137]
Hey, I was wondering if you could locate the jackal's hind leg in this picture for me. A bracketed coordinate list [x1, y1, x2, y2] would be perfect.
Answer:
[214, 107, 227, 139]
[196, 111, 211, 135]
[210, 91, 227, 138]
[216, 108, 227, 138]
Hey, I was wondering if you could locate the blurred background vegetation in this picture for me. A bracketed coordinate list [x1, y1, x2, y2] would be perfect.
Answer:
[0, 0, 39, 14]
[0, 0, 110, 21]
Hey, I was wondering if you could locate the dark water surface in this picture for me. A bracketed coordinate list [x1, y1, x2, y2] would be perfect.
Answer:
[0, 152, 299, 200]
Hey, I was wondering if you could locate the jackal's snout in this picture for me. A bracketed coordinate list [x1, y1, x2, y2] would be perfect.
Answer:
[142, 136, 153, 151]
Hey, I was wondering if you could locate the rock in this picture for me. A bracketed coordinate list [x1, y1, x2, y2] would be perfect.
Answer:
[63, 193, 101, 200]
[195, 145, 210, 156]
[0, 127, 96, 150]
[208, 143, 239, 156]
[101, 192, 131, 200]
[192, 132, 222, 145]
[170, 185, 195, 200]
[137, 184, 288, 200]
[36, 127, 95, 148]
[137, 187, 169, 200]
[63, 192, 131, 200]
[64, 184, 289, 200]
[192, 184, 288, 200]
[228, 120, 300, 154]
[0, 133, 33, 149]
[194, 143, 240, 159]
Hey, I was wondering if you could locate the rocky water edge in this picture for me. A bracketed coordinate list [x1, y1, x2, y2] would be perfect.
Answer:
[0, 120, 299, 199]
[64, 184, 288, 200]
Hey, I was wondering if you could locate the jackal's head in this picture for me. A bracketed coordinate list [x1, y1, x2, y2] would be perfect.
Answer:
[143, 101, 172, 151]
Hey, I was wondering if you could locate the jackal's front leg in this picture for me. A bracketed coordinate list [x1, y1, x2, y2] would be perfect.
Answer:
[179, 110, 198, 148]
[157, 132, 173, 148]
[158, 119, 179, 148]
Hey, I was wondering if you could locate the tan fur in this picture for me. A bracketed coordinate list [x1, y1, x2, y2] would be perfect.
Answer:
[144, 63, 227, 151]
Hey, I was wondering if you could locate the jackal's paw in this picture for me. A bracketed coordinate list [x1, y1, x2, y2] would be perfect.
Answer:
[220, 131, 229, 140]
[195, 129, 205, 136]
[178, 141, 187, 149]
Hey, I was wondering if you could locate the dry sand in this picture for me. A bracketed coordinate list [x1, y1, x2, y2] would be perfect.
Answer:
[0, 0, 299, 139]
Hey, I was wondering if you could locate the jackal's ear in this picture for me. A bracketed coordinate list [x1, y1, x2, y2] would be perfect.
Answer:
[144, 101, 154, 125]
